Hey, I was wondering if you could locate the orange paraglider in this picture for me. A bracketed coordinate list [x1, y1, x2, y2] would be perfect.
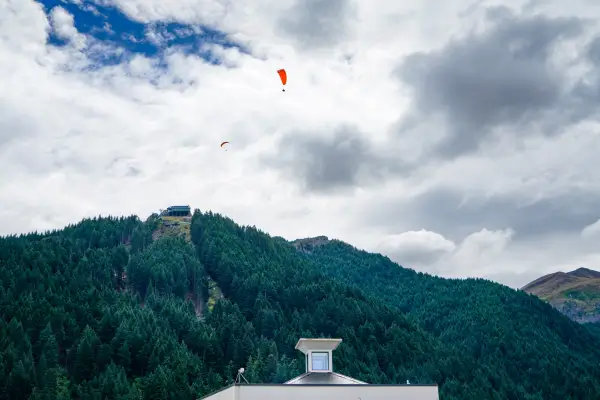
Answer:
[277, 69, 287, 92]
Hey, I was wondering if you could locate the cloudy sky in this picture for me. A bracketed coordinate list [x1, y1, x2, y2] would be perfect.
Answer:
[2, 0, 600, 288]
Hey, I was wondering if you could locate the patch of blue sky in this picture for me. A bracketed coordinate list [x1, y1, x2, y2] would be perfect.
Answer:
[35, 0, 249, 67]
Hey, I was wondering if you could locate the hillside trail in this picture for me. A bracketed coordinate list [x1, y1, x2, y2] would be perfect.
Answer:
[152, 215, 206, 319]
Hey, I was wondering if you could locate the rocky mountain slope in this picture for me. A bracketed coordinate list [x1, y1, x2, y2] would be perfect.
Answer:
[522, 267, 600, 323]
[0, 211, 600, 399]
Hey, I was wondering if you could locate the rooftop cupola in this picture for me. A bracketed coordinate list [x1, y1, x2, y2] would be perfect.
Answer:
[295, 338, 342, 374]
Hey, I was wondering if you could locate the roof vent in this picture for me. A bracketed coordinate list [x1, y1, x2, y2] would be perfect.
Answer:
[295, 338, 342, 374]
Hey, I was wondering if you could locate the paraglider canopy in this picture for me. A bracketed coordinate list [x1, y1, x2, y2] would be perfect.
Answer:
[277, 69, 287, 91]
[220, 141, 229, 147]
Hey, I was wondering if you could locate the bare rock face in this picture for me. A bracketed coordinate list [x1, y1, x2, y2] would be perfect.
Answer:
[292, 236, 330, 253]
[522, 267, 600, 323]
[552, 300, 600, 324]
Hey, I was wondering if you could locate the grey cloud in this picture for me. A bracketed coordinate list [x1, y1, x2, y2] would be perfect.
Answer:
[261, 126, 403, 194]
[107, 157, 142, 178]
[588, 36, 600, 64]
[364, 187, 600, 242]
[127, 166, 141, 177]
[571, 35, 600, 105]
[395, 6, 587, 159]
[50, 146, 91, 172]
[277, 0, 355, 50]
[387, 247, 450, 270]
[522, 0, 551, 13]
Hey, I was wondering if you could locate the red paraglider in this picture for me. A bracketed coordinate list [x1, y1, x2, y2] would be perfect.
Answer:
[277, 69, 287, 92]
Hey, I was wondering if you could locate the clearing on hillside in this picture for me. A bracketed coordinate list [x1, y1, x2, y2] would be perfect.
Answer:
[152, 215, 192, 242]
[206, 276, 224, 312]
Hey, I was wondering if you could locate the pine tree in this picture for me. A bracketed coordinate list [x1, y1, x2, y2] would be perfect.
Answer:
[117, 341, 132, 374]
[74, 326, 100, 383]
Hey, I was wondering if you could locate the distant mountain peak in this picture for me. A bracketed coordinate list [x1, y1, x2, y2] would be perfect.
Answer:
[567, 267, 600, 279]
[521, 271, 574, 293]
[522, 267, 600, 323]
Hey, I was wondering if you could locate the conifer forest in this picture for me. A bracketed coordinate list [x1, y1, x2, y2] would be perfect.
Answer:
[1, 210, 600, 399]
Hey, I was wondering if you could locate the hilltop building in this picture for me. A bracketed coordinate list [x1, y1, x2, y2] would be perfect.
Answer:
[199, 338, 439, 400]
[161, 205, 191, 217]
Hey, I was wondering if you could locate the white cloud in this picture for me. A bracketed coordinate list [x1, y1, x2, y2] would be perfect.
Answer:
[0, 0, 49, 53]
[445, 228, 515, 275]
[375, 228, 515, 281]
[1, 0, 600, 290]
[49, 6, 86, 49]
[582, 218, 600, 239]
[376, 230, 456, 267]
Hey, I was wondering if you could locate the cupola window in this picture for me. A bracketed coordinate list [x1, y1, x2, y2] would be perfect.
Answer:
[311, 352, 329, 371]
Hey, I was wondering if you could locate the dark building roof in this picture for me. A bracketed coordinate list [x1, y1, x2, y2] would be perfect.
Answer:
[167, 205, 191, 211]
[284, 372, 367, 385]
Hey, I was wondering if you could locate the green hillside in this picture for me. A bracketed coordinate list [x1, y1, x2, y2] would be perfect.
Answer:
[293, 238, 600, 399]
[0, 210, 599, 400]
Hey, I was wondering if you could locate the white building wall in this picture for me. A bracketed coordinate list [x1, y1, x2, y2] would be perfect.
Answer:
[204, 386, 236, 400]
[236, 385, 439, 400]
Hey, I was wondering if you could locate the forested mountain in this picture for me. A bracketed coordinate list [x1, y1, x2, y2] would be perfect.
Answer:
[294, 238, 600, 398]
[521, 267, 600, 323]
[1, 210, 600, 400]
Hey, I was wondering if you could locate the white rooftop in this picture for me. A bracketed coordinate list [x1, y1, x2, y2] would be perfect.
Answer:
[198, 337, 439, 400]
[199, 383, 440, 400]
[295, 338, 342, 354]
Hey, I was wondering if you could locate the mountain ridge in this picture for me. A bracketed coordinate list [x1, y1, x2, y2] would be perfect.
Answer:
[0, 210, 599, 399]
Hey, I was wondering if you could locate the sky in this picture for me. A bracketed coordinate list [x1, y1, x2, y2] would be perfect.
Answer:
[2, 0, 600, 289]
